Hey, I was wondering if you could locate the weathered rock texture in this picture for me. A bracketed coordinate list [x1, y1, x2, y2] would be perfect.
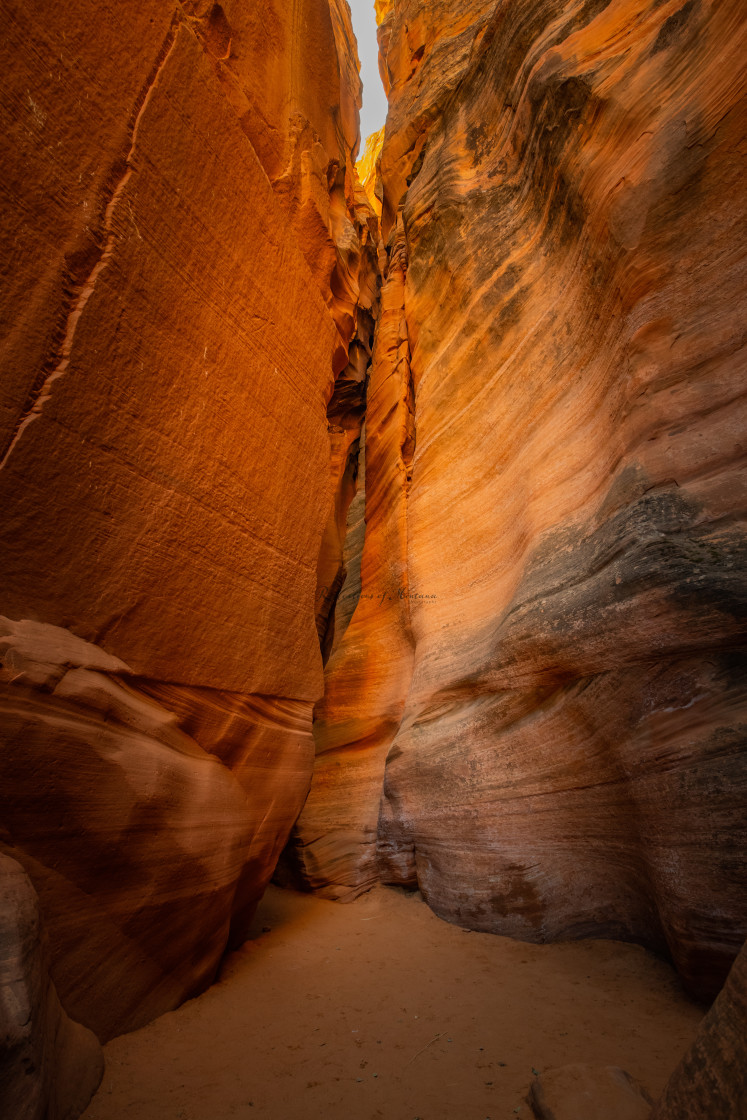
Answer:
[0, 0, 376, 1049]
[651, 938, 747, 1118]
[286, 0, 747, 1000]
[0, 852, 103, 1120]
[0, 617, 262, 1043]
[357, 127, 385, 216]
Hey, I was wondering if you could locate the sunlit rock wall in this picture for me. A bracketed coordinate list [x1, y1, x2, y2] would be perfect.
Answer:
[288, 0, 747, 1001]
[0, 0, 375, 1047]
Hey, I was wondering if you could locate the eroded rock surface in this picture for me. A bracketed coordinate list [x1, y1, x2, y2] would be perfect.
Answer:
[0, 0, 376, 1046]
[651, 939, 747, 1119]
[289, 0, 747, 999]
[0, 0, 366, 695]
[0, 852, 103, 1120]
[0, 618, 260, 1040]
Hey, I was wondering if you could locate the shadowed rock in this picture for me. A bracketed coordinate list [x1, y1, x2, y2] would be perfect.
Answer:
[0, 853, 103, 1120]
[651, 940, 747, 1119]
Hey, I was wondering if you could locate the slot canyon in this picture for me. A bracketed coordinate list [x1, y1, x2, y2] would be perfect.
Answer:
[0, 0, 745, 1117]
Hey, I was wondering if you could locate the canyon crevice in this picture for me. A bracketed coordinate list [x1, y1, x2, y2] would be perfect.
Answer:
[0, 0, 745, 1117]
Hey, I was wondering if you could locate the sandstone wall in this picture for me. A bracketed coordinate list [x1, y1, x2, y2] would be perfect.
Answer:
[0, 0, 375, 1052]
[288, 0, 747, 1001]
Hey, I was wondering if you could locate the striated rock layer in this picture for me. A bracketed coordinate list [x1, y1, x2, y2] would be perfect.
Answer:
[0, 0, 376, 1051]
[0, 617, 264, 1042]
[287, 0, 747, 1000]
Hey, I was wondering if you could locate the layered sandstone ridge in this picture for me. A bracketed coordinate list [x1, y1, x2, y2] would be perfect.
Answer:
[0, 616, 304, 1042]
[0, 0, 378, 1099]
[288, 0, 747, 1002]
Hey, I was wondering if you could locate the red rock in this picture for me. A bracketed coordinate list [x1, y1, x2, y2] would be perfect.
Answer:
[0, 618, 258, 1040]
[2, 0, 745, 1071]
[291, 0, 747, 999]
[0, 2, 342, 697]
[357, 127, 385, 217]
[0, 0, 372, 1043]
[283, 209, 416, 899]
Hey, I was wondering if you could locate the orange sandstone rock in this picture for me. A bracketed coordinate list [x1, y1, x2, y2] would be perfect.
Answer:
[282, 211, 416, 898]
[292, 0, 747, 999]
[0, 0, 372, 1044]
[357, 126, 386, 217]
[0, 0, 358, 696]
[0, 619, 257, 1041]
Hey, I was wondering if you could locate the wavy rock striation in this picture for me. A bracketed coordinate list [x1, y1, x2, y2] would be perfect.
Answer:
[0, 0, 378, 1077]
[289, 0, 747, 1001]
[0, 617, 264, 1042]
[2, 10, 745, 1119]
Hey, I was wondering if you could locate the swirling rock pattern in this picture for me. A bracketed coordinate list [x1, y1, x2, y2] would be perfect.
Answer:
[0, 0, 373, 1051]
[291, 0, 747, 999]
[0, 618, 259, 1041]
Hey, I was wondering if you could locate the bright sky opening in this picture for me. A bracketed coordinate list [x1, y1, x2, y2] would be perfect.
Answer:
[347, 0, 388, 144]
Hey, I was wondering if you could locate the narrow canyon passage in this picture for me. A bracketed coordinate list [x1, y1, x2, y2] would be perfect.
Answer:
[82, 886, 701, 1120]
[1, 0, 745, 1118]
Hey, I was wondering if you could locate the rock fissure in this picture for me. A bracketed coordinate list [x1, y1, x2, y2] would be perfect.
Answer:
[0, 18, 182, 473]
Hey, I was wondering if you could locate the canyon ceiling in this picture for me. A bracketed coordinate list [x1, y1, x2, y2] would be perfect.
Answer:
[0, 0, 745, 1116]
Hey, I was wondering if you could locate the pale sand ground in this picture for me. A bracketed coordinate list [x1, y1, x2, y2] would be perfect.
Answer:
[82, 885, 703, 1120]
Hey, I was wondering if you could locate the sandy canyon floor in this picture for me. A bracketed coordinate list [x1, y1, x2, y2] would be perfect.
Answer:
[82, 885, 703, 1120]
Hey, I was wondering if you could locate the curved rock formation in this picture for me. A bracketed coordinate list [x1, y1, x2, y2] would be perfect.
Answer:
[2, 4, 745, 1101]
[289, 0, 747, 1000]
[357, 127, 385, 216]
[0, 618, 258, 1040]
[0, 0, 376, 1049]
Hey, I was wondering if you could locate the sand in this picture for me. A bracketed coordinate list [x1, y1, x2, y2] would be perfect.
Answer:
[81, 885, 703, 1120]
